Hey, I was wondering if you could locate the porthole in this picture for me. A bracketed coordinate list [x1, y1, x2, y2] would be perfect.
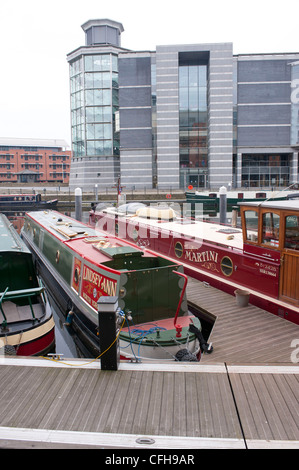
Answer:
[56, 250, 60, 263]
[174, 241, 183, 258]
[221, 256, 233, 276]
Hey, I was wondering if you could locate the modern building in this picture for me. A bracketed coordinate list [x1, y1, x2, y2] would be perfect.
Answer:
[67, 19, 299, 191]
[0, 138, 71, 184]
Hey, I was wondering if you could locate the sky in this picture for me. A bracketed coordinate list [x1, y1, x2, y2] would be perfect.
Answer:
[0, 0, 299, 148]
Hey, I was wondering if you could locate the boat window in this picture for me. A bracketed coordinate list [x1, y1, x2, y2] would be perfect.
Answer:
[262, 212, 280, 247]
[220, 256, 233, 276]
[244, 210, 258, 242]
[284, 215, 299, 250]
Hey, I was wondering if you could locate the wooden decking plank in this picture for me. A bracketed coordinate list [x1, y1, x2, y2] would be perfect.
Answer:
[186, 277, 299, 364]
[70, 369, 103, 432]
[118, 370, 152, 435]
[265, 374, 299, 440]
[159, 372, 175, 435]
[28, 368, 71, 429]
[76, 371, 111, 432]
[38, 369, 80, 430]
[104, 370, 133, 434]
[13, 368, 57, 428]
[93, 371, 122, 433]
[252, 373, 289, 440]
[185, 373, 200, 437]
[172, 372, 187, 436]
[229, 372, 269, 440]
[0, 366, 44, 426]
[0, 359, 297, 448]
[145, 371, 164, 435]
[229, 371, 299, 441]
[55, 369, 98, 431]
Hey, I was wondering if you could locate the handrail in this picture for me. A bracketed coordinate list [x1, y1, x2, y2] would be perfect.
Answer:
[0, 287, 9, 324]
[172, 271, 188, 337]
[0, 286, 44, 300]
[0, 287, 9, 306]
[0, 286, 44, 322]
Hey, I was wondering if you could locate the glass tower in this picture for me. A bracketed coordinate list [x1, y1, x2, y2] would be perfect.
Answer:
[67, 20, 124, 189]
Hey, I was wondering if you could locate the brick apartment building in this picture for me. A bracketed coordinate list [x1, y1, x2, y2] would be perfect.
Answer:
[0, 138, 71, 184]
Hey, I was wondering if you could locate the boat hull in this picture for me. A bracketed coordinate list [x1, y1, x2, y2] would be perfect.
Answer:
[21, 232, 101, 357]
[1, 315, 55, 357]
[90, 210, 299, 325]
[185, 190, 294, 213]
[0, 213, 56, 357]
[21, 211, 202, 361]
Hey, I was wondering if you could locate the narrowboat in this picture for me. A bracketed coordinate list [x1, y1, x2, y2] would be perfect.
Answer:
[0, 214, 55, 356]
[185, 187, 298, 212]
[0, 193, 58, 212]
[21, 210, 207, 361]
[89, 199, 299, 325]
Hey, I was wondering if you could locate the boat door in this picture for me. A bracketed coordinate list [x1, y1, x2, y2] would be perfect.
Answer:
[279, 212, 299, 305]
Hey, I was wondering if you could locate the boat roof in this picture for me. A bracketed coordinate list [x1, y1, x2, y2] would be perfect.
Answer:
[0, 213, 31, 254]
[26, 210, 168, 268]
[102, 206, 244, 250]
[238, 200, 299, 211]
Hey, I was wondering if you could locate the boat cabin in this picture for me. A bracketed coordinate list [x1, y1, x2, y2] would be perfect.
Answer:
[239, 200, 299, 306]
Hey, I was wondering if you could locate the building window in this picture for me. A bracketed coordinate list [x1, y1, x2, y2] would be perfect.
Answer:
[179, 63, 208, 189]
[242, 154, 291, 188]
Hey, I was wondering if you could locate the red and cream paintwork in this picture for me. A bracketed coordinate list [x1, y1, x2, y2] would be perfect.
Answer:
[1, 314, 55, 356]
[22, 210, 203, 361]
[90, 200, 299, 325]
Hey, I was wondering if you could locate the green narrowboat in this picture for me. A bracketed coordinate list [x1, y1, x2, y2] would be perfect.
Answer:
[0, 214, 55, 356]
[21, 210, 206, 361]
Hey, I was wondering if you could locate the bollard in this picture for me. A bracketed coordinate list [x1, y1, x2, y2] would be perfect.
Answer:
[75, 187, 82, 222]
[98, 296, 119, 370]
[219, 186, 227, 224]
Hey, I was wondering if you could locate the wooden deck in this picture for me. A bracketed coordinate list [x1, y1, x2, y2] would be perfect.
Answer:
[0, 277, 298, 449]
[186, 277, 299, 364]
[0, 359, 298, 449]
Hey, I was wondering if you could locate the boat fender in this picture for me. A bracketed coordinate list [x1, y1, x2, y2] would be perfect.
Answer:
[65, 310, 74, 326]
[175, 348, 198, 362]
[4, 344, 16, 356]
[189, 324, 213, 354]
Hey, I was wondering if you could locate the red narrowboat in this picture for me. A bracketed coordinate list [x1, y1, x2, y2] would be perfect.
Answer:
[90, 200, 299, 325]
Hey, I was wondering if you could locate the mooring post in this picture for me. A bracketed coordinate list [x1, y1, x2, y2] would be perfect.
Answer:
[219, 186, 227, 224]
[98, 296, 119, 371]
[75, 187, 82, 222]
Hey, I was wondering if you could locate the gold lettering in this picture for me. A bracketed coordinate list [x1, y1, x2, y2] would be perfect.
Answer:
[185, 250, 219, 265]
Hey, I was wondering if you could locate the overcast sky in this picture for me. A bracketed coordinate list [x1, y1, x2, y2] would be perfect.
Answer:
[0, 0, 298, 147]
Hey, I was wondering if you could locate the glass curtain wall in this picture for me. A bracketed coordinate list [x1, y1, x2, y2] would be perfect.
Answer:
[70, 57, 84, 157]
[291, 62, 299, 146]
[242, 154, 291, 187]
[151, 62, 157, 187]
[70, 54, 119, 158]
[179, 64, 208, 188]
